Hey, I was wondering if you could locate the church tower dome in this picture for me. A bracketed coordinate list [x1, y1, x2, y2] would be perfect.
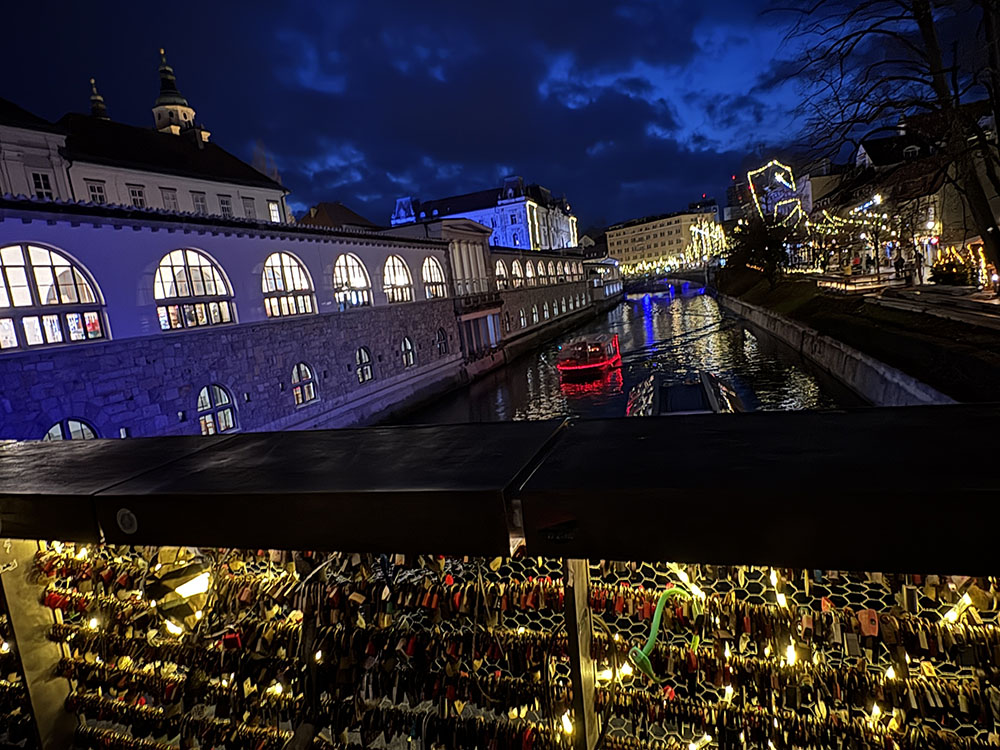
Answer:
[152, 48, 197, 135]
[89, 78, 109, 120]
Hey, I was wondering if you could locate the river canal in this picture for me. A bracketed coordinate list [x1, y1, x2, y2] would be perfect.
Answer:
[394, 287, 863, 424]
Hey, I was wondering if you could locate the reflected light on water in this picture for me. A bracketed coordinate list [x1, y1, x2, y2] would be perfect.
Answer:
[394, 290, 862, 425]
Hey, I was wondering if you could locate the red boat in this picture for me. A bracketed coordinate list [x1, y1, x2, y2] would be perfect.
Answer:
[556, 334, 622, 374]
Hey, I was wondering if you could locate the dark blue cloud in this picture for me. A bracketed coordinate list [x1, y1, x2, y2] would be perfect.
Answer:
[2, 0, 803, 228]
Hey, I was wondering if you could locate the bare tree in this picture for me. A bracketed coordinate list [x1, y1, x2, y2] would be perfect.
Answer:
[779, 0, 1000, 268]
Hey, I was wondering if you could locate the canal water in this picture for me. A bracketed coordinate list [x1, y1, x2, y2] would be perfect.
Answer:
[395, 287, 863, 424]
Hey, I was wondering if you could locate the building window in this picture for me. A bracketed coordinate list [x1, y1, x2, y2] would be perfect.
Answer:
[356, 347, 374, 383]
[552, 299, 559, 315]
[219, 195, 233, 218]
[556, 262, 565, 281]
[291, 362, 317, 405]
[242, 197, 257, 219]
[86, 181, 106, 204]
[153, 249, 234, 330]
[268, 200, 282, 223]
[569, 297, 575, 310]
[401, 336, 415, 368]
[561, 297, 567, 313]
[548, 261, 556, 277]
[31, 173, 54, 200]
[262, 252, 314, 317]
[382, 255, 413, 304]
[512, 231, 520, 246]
[511, 260, 524, 288]
[191, 192, 207, 215]
[421, 256, 448, 299]
[537, 261, 547, 285]
[543, 302, 550, 320]
[504, 311, 511, 333]
[43, 419, 97, 441]
[435, 327, 448, 355]
[531, 305, 539, 324]
[519, 308, 527, 328]
[495, 259, 509, 290]
[332, 254, 371, 309]
[161, 188, 179, 212]
[128, 185, 146, 208]
[510, 214, 518, 224]
[197, 384, 236, 435]
[0, 244, 105, 351]
[525, 262, 535, 287]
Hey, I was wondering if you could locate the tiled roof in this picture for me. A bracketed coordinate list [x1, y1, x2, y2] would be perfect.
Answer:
[57, 113, 286, 192]
[299, 201, 381, 229]
[0, 97, 62, 133]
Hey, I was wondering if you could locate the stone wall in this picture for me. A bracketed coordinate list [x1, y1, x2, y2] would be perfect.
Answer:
[0, 298, 463, 440]
[498, 281, 590, 339]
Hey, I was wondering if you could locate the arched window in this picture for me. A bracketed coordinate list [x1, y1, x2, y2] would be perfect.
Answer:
[401, 336, 415, 368]
[43, 418, 97, 441]
[575, 262, 583, 279]
[537, 261, 547, 285]
[196, 384, 236, 435]
[569, 296, 575, 311]
[495, 259, 509, 290]
[383, 255, 413, 304]
[356, 347, 373, 383]
[556, 261, 565, 281]
[548, 261, 556, 278]
[543, 301, 550, 320]
[519, 308, 527, 328]
[561, 297, 567, 313]
[524, 262, 535, 287]
[154, 249, 233, 330]
[291, 362, 317, 405]
[0, 243, 105, 350]
[503, 311, 511, 333]
[333, 253, 372, 309]
[512, 231, 520, 246]
[511, 260, 523, 288]
[435, 328, 448, 355]
[552, 298, 559, 315]
[531, 305, 539, 324]
[421, 257, 447, 299]
[262, 252, 314, 318]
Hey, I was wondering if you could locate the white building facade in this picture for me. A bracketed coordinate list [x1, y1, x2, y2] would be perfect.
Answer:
[608, 210, 720, 271]
[390, 176, 578, 251]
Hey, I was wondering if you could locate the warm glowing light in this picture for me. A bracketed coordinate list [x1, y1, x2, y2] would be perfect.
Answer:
[517, 626, 526, 634]
[776, 593, 787, 608]
[597, 668, 613, 682]
[871, 703, 881, 721]
[769, 569, 778, 587]
[154, 563, 162, 572]
[149, 600, 157, 608]
[785, 641, 796, 665]
[87, 617, 99, 631]
[315, 650, 323, 663]
[764, 645, 771, 658]
[174, 571, 211, 599]
[0, 642, 9, 654]
[561, 711, 573, 735]
[724, 642, 731, 660]
[724, 684, 734, 700]
[194, 610, 203, 620]
[885, 666, 895, 680]
[164, 619, 184, 636]
[620, 662, 634, 677]
[75, 547, 89, 560]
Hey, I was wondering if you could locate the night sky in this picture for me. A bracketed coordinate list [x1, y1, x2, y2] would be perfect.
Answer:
[3, 1, 802, 230]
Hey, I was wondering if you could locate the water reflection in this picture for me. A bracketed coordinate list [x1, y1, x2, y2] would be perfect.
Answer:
[394, 290, 861, 424]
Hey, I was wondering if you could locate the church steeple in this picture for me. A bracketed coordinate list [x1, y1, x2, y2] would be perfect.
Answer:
[89, 78, 109, 120]
[152, 48, 198, 135]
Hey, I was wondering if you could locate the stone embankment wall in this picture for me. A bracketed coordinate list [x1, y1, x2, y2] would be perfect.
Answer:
[715, 294, 955, 406]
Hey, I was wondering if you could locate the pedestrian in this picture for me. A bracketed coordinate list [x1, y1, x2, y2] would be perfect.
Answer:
[914, 251, 924, 284]
[865, 254, 873, 274]
[894, 251, 905, 280]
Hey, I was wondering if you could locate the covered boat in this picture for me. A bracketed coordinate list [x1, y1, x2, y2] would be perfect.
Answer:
[556, 334, 622, 375]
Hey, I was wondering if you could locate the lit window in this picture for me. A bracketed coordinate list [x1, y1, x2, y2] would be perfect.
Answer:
[291, 362, 317, 405]
[537, 261, 547, 285]
[519, 308, 527, 327]
[0, 244, 105, 351]
[495, 259, 508, 290]
[382, 255, 413, 304]
[510, 214, 517, 225]
[356, 347, 373, 384]
[503, 312, 511, 333]
[556, 261, 565, 281]
[333, 253, 372, 309]
[161, 188, 179, 212]
[191, 192, 207, 215]
[86, 182, 106, 204]
[197, 384, 236, 435]
[268, 200, 282, 223]
[531, 305, 539, 324]
[552, 299, 558, 315]
[543, 302, 550, 319]
[219, 195, 233, 218]
[43, 419, 97, 441]
[512, 231, 520, 246]
[525, 261, 535, 287]
[561, 297, 567, 313]
[262, 252, 314, 317]
[548, 261, 556, 277]
[511, 260, 523, 288]
[401, 336, 415, 368]
[153, 249, 234, 331]
[128, 185, 146, 208]
[242, 197, 256, 219]
[421, 256, 447, 299]
[32, 173, 54, 200]
[435, 327, 448, 355]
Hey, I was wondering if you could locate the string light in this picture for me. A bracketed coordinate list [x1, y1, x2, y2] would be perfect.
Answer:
[314, 650, 323, 663]
[619, 661, 634, 677]
[785, 640, 796, 665]
[561, 711, 574, 735]
[689, 733, 712, 750]
[0, 641, 9, 654]
[164, 619, 183, 636]
[87, 617, 99, 631]
[885, 666, 895, 680]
